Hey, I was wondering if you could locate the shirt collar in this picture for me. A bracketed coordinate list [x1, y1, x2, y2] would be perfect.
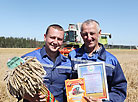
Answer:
[40, 46, 48, 58]
[96, 43, 106, 61]
[40, 46, 66, 62]
[76, 43, 106, 61]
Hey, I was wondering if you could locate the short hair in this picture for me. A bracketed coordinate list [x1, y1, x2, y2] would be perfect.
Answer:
[46, 24, 64, 35]
[81, 19, 101, 32]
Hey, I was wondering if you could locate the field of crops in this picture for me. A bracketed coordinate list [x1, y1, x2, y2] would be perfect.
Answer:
[0, 48, 138, 102]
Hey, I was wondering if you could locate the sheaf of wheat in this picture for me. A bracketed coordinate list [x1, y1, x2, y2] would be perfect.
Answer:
[4, 57, 58, 102]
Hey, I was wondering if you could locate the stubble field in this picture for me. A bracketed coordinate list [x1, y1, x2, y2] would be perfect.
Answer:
[0, 48, 138, 102]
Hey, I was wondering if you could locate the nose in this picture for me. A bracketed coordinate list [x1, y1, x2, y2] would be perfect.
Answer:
[53, 38, 58, 44]
[87, 33, 92, 40]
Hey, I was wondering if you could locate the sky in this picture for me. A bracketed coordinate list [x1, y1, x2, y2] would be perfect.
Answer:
[0, 0, 138, 45]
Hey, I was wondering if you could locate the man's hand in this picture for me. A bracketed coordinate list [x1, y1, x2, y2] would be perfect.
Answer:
[23, 93, 47, 102]
[39, 93, 47, 102]
[84, 96, 102, 102]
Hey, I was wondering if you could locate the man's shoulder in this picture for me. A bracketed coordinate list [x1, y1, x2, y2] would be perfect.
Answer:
[21, 49, 41, 58]
[105, 50, 117, 60]
[69, 48, 80, 55]
[60, 53, 72, 64]
[105, 50, 119, 65]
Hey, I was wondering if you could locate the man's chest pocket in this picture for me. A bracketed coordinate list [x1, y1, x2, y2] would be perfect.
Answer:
[57, 69, 72, 81]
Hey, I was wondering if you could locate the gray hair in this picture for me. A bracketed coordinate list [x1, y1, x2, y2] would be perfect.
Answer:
[81, 19, 101, 32]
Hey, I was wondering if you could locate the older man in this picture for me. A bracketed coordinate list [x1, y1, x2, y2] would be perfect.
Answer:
[68, 19, 127, 102]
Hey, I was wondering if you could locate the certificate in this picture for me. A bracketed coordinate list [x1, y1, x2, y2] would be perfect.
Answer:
[75, 62, 109, 100]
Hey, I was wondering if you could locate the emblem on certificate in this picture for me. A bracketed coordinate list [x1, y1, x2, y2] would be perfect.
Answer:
[65, 78, 87, 102]
[75, 62, 109, 100]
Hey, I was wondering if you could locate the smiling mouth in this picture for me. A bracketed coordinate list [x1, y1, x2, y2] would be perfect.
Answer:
[51, 43, 54, 46]
[51, 43, 60, 49]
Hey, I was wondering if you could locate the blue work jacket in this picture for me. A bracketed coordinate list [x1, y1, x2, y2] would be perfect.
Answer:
[21, 46, 72, 102]
[68, 44, 127, 102]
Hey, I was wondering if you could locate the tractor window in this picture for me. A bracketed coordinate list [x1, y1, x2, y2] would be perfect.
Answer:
[64, 31, 76, 42]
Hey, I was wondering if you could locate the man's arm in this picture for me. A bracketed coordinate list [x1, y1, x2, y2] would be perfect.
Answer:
[107, 62, 127, 102]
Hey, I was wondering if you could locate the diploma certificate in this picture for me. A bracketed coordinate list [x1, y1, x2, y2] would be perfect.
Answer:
[76, 62, 109, 100]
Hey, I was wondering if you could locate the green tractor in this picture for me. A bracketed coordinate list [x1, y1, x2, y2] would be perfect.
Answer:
[99, 33, 111, 46]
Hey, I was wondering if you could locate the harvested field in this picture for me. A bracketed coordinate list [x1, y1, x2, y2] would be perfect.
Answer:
[0, 48, 138, 102]
[0, 48, 35, 102]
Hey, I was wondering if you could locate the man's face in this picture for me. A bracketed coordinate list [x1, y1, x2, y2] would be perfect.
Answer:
[44, 27, 64, 53]
[81, 22, 101, 50]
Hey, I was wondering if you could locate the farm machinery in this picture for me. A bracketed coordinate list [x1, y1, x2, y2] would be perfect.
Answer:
[59, 23, 111, 56]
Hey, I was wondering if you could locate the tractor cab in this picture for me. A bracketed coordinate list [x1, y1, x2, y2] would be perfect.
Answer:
[64, 31, 77, 43]
[99, 33, 111, 47]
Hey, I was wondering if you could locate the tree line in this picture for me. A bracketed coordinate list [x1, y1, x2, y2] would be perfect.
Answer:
[0, 36, 44, 48]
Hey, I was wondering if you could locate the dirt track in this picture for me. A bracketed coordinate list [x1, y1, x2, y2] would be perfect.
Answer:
[0, 48, 138, 102]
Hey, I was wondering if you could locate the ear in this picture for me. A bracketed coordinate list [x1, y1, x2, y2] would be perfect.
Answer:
[98, 30, 101, 37]
[44, 34, 46, 41]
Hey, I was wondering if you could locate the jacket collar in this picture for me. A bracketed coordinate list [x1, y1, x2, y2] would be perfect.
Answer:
[76, 43, 106, 61]
[98, 43, 106, 61]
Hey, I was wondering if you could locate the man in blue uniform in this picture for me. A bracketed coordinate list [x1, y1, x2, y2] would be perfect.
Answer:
[68, 19, 127, 102]
[22, 24, 72, 102]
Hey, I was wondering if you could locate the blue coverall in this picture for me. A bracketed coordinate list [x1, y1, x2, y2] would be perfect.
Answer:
[68, 44, 127, 102]
[22, 46, 72, 102]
